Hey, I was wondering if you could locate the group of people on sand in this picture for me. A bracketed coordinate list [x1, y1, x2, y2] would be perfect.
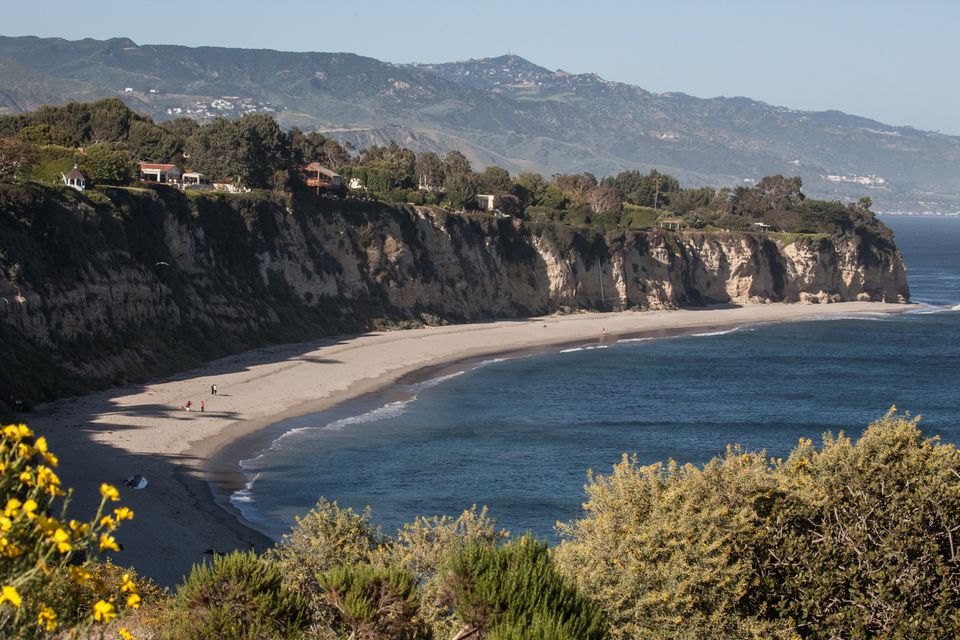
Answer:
[180, 384, 218, 412]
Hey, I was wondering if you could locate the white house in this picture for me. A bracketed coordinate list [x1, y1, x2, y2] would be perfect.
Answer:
[62, 165, 87, 191]
[475, 194, 496, 211]
[139, 163, 182, 184]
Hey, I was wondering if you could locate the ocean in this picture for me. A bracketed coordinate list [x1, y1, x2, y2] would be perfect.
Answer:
[232, 216, 960, 540]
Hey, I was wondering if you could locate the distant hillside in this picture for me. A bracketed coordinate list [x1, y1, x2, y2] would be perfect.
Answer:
[0, 36, 958, 212]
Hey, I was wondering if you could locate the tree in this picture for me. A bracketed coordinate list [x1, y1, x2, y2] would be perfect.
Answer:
[415, 151, 444, 191]
[554, 173, 597, 200]
[159, 117, 200, 141]
[478, 165, 513, 194]
[288, 128, 350, 168]
[15, 125, 73, 147]
[513, 171, 547, 208]
[237, 113, 291, 188]
[184, 118, 244, 182]
[444, 171, 479, 211]
[78, 143, 134, 185]
[443, 150, 473, 179]
[0, 137, 38, 178]
[588, 184, 622, 219]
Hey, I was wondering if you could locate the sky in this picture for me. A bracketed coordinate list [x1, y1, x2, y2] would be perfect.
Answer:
[4, 0, 959, 134]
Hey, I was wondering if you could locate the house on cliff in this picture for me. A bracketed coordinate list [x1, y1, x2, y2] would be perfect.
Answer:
[139, 163, 182, 184]
[303, 162, 343, 193]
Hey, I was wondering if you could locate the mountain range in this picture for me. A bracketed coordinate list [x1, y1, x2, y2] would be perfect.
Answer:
[0, 35, 958, 212]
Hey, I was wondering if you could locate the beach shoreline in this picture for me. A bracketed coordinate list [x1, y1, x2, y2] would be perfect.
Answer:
[27, 301, 915, 585]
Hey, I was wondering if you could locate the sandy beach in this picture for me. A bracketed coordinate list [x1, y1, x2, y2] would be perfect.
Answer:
[27, 301, 912, 585]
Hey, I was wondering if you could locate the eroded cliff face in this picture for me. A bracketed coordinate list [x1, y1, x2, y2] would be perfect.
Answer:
[0, 184, 908, 402]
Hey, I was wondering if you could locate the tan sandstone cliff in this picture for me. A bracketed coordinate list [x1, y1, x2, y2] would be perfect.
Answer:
[0, 184, 908, 403]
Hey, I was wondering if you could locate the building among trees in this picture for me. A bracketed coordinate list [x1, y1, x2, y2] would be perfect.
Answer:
[61, 165, 87, 191]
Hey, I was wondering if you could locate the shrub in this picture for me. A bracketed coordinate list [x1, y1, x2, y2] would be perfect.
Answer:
[165, 550, 310, 640]
[443, 536, 607, 640]
[266, 498, 380, 604]
[556, 410, 960, 639]
[0, 424, 141, 638]
[317, 564, 428, 639]
[376, 505, 508, 637]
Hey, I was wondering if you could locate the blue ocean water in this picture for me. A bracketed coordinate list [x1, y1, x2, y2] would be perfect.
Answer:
[235, 216, 960, 539]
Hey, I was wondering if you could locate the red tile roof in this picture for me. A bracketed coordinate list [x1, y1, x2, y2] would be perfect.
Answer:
[139, 163, 179, 171]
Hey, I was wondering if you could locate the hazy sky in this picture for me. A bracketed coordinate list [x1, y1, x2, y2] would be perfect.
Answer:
[4, 0, 959, 134]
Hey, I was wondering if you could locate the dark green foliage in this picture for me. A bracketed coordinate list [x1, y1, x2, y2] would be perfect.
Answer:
[444, 536, 607, 640]
[318, 564, 429, 639]
[166, 551, 310, 640]
[78, 142, 135, 184]
[0, 98, 183, 161]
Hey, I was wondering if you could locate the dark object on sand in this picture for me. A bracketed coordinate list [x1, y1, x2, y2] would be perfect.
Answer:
[123, 475, 148, 490]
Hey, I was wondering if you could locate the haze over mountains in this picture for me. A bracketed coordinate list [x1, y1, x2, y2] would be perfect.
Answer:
[0, 35, 958, 212]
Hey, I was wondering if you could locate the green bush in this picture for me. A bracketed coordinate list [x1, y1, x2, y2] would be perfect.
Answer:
[317, 564, 428, 639]
[266, 498, 381, 605]
[443, 536, 607, 640]
[620, 204, 658, 229]
[164, 551, 310, 640]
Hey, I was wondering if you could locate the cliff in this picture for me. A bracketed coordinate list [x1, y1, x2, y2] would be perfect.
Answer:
[0, 184, 908, 405]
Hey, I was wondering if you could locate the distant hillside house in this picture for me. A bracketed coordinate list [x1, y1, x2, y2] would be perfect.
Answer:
[62, 165, 87, 191]
[181, 172, 212, 190]
[139, 162, 182, 184]
[304, 162, 343, 192]
[475, 194, 496, 211]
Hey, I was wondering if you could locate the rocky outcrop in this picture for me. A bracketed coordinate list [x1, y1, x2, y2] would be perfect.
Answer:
[0, 184, 908, 402]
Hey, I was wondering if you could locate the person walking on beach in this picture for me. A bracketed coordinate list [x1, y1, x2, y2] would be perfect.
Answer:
[185, 400, 193, 412]
[211, 384, 217, 396]
[200, 400, 205, 413]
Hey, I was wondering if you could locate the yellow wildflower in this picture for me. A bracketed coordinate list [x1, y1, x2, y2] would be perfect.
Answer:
[113, 507, 134, 521]
[36, 465, 60, 489]
[69, 565, 91, 584]
[53, 528, 72, 553]
[69, 519, 90, 536]
[17, 443, 34, 460]
[99, 515, 117, 531]
[126, 593, 141, 609]
[34, 436, 58, 466]
[17, 424, 33, 438]
[0, 517, 10, 532]
[19, 471, 33, 486]
[92, 599, 116, 623]
[120, 573, 137, 593]
[2, 542, 21, 558]
[21, 499, 37, 519]
[99, 533, 120, 552]
[100, 484, 120, 502]
[4, 498, 21, 517]
[119, 628, 135, 640]
[36, 605, 57, 631]
[36, 515, 60, 535]
[2, 425, 20, 440]
[0, 585, 21, 607]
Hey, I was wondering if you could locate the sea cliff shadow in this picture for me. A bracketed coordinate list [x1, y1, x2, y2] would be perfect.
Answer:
[27, 333, 365, 587]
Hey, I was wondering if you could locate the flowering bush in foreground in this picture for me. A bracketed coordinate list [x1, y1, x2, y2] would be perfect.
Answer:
[0, 423, 141, 638]
[555, 409, 960, 639]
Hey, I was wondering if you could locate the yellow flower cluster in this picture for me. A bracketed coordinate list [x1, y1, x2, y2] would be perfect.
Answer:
[0, 424, 141, 637]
